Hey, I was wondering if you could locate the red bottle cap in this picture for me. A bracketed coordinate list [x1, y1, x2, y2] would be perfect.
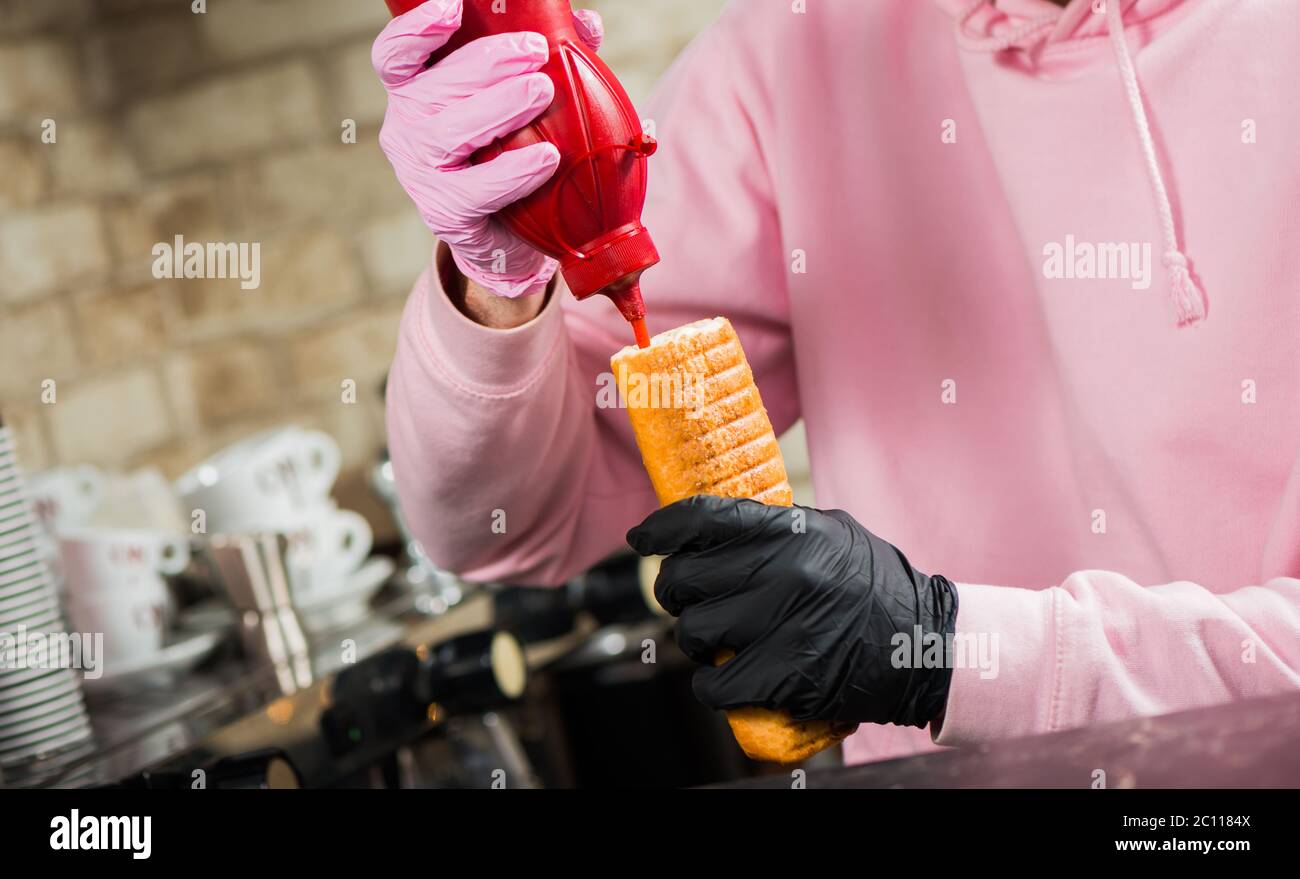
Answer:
[560, 224, 659, 303]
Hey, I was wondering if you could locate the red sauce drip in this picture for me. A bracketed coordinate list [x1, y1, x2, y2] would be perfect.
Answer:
[631, 317, 651, 349]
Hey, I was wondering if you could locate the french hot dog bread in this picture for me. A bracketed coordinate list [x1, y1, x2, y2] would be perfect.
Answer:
[612, 317, 856, 763]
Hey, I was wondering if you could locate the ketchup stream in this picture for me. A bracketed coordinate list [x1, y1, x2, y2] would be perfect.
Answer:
[631, 317, 651, 349]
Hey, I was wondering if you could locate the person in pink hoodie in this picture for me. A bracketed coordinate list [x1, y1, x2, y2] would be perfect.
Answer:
[376, 0, 1300, 765]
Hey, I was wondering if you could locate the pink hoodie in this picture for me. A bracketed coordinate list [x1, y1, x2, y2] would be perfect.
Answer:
[385, 0, 1300, 764]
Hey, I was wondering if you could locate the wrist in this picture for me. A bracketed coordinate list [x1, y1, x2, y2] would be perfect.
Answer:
[417, 246, 567, 394]
[463, 278, 550, 328]
[909, 573, 959, 727]
[438, 243, 551, 329]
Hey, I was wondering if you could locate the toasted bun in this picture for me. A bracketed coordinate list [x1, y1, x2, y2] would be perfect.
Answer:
[714, 650, 858, 763]
[612, 317, 793, 506]
[614, 317, 853, 763]
[724, 708, 857, 764]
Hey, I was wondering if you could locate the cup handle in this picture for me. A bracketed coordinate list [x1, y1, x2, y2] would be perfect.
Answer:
[156, 536, 192, 576]
[331, 510, 373, 575]
[298, 431, 342, 499]
[75, 465, 104, 506]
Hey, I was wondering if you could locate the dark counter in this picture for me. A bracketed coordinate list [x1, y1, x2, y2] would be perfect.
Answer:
[715, 691, 1300, 789]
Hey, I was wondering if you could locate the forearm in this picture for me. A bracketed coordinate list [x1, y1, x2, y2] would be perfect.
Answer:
[935, 573, 1300, 746]
[385, 248, 654, 585]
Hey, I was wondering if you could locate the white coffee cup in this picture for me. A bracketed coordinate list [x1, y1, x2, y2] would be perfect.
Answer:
[64, 580, 171, 664]
[174, 428, 341, 533]
[91, 468, 187, 534]
[57, 527, 188, 664]
[279, 505, 373, 608]
[25, 466, 105, 533]
[58, 527, 190, 595]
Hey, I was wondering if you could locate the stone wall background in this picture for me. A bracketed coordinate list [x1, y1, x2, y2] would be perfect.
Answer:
[2, 0, 821, 538]
[0, 0, 733, 524]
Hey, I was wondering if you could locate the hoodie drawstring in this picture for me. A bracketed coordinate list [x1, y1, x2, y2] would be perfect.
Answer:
[955, 0, 1207, 327]
[1103, 0, 1206, 326]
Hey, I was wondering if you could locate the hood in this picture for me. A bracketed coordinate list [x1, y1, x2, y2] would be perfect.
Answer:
[935, 0, 1187, 51]
[932, 0, 1207, 327]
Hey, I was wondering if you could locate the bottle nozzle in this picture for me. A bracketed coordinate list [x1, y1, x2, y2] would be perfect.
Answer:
[601, 281, 650, 348]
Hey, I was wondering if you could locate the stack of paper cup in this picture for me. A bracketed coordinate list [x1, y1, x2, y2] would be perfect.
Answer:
[0, 425, 94, 773]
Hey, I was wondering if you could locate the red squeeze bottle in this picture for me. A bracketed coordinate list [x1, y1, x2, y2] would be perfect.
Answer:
[385, 0, 658, 348]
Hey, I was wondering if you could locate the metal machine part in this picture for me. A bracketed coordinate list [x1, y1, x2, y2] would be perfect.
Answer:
[109, 748, 301, 790]
[370, 456, 466, 615]
[200, 533, 313, 695]
[319, 629, 527, 758]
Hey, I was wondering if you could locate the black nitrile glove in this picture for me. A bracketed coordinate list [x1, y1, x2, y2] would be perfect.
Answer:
[627, 495, 959, 729]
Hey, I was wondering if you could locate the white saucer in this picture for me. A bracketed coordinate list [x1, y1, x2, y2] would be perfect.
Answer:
[298, 557, 394, 631]
[81, 624, 228, 695]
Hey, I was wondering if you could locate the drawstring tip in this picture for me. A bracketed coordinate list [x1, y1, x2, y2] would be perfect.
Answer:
[1163, 250, 1206, 328]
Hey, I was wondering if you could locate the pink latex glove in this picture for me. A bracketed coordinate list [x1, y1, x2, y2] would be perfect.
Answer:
[373, 0, 604, 298]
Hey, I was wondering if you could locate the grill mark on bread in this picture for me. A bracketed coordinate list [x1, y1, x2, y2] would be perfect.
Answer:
[711, 454, 788, 497]
[752, 483, 796, 505]
[678, 432, 781, 493]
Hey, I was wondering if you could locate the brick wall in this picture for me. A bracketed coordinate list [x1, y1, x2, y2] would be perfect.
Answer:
[0, 0, 729, 500]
